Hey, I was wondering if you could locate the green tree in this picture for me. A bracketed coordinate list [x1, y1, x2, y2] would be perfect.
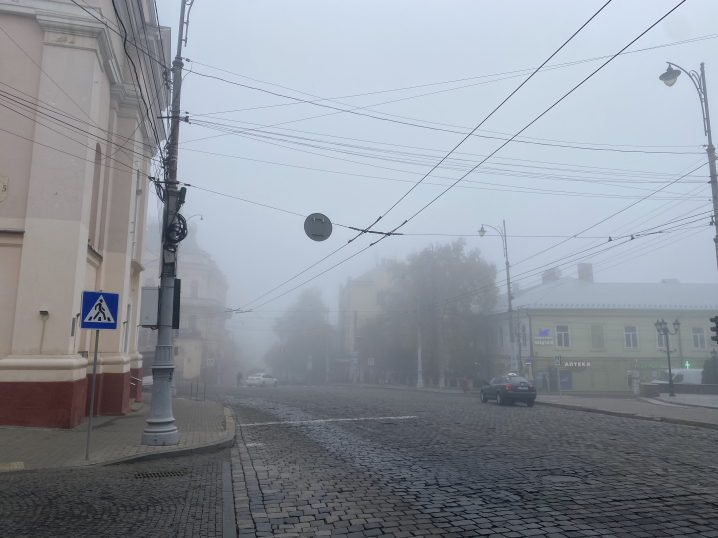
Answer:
[362, 239, 497, 385]
[267, 288, 333, 383]
[702, 355, 718, 384]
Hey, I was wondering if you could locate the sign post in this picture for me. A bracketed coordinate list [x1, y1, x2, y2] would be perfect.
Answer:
[80, 291, 119, 460]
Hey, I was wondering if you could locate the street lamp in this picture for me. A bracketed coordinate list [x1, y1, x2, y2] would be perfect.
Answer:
[479, 221, 516, 372]
[655, 318, 681, 397]
[658, 62, 718, 270]
[186, 214, 203, 221]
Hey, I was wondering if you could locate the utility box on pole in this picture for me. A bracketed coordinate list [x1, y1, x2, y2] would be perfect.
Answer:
[140, 287, 160, 328]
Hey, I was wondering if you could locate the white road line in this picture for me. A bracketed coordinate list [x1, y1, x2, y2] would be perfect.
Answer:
[239, 416, 418, 427]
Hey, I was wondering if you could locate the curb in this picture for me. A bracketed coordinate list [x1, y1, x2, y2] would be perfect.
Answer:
[534, 400, 718, 431]
[105, 406, 236, 466]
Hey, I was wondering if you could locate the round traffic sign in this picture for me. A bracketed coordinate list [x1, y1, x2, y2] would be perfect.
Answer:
[304, 213, 332, 241]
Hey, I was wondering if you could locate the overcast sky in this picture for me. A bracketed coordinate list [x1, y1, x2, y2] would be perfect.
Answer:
[153, 0, 718, 362]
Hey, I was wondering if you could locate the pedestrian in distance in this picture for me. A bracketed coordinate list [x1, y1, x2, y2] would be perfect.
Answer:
[461, 376, 469, 394]
[236, 371, 243, 387]
[542, 374, 548, 392]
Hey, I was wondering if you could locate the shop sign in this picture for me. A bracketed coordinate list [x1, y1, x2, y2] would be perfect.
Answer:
[534, 337, 554, 345]
[564, 361, 590, 367]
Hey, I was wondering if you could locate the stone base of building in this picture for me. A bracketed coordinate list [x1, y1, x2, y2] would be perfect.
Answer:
[129, 353, 144, 403]
[0, 355, 88, 428]
[84, 354, 132, 417]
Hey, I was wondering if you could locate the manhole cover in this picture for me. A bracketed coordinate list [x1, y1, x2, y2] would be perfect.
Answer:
[134, 469, 187, 479]
[541, 475, 580, 483]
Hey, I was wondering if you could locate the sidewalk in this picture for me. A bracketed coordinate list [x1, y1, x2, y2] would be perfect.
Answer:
[536, 394, 718, 430]
[0, 396, 235, 472]
[655, 393, 718, 409]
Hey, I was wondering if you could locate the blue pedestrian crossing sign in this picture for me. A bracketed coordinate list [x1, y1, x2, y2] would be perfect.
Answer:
[80, 291, 119, 330]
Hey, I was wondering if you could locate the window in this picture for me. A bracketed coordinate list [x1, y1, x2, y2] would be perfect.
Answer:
[556, 325, 570, 348]
[521, 325, 527, 347]
[624, 326, 638, 348]
[189, 315, 197, 331]
[657, 330, 667, 349]
[590, 324, 604, 349]
[692, 327, 706, 349]
[499, 327, 504, 348]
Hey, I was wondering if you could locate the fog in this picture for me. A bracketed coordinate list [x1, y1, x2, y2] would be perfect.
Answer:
[153, 0, 718, 365]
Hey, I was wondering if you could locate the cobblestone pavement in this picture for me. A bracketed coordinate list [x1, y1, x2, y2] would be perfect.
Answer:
[0, 449, 228, 537]
[225, 386, 718, 538]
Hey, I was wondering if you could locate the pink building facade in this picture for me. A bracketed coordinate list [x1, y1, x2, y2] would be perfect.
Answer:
[0, 0, 169, 428]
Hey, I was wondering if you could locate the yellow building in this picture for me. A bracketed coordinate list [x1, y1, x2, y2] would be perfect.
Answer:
[488, 265, 718, 391]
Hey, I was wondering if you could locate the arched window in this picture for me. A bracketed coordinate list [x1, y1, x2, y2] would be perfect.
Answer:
[190, 280, 199, 298]
[89, 144, 102, 247]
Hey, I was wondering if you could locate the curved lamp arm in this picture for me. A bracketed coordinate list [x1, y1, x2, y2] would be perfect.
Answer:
[667, 62, 709, 137]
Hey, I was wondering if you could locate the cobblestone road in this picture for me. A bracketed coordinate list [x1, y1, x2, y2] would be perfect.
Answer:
[0, 450, 227, 537]
[226, 386, 718, 538]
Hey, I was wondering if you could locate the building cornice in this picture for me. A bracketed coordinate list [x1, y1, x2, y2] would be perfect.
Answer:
[0, 0, 123, 84]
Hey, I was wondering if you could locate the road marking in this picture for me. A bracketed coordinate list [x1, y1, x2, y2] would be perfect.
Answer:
[0, 462, 24, 472]
[240, 415, 418, 427]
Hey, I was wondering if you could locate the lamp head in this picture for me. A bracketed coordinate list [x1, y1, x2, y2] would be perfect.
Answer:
[659, 65, 681, 87]
[655, 319, 667, 332]
[478, 225, 486, 237]
[672, 319, 681, 332]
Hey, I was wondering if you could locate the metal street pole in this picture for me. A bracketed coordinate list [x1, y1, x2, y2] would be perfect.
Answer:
[479, 221, 516, 372]
[417, 303, 424, 389]
[142, 0, 189, 446]
[666, 331, 675, 398]
[660, 62, 718, 270]
[85, 329, 100, 460]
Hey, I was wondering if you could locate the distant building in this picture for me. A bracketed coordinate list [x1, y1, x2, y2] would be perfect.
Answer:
[487, 264, 718, 391]
[0, 1, 169, 428]
[338, 260, 395, 380]
[138, 222, 237, 384]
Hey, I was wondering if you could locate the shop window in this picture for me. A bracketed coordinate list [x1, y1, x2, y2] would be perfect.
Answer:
[556, 325, 570, 348]
[590, 324, 604, 349]
[624, 326, 638, 348]
[692, 327, 706, 349]
[657, 330, 667, 349]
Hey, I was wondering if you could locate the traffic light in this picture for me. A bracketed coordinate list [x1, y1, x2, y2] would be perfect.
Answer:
[710, 316, 718, 344]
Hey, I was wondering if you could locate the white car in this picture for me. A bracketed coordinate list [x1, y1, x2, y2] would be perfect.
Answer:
[246, 373, 278, 387]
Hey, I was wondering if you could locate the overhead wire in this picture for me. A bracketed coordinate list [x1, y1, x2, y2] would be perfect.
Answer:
[215, 0, 696, 318]
[187, 33, 716, 150]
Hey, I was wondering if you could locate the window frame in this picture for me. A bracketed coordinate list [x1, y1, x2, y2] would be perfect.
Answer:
[556, 325, 570, 348]
[590, 324, 605, 350]
[656, 330, 667, 349]
[624, 325, 638, 349]
[692, 327, 706, 349]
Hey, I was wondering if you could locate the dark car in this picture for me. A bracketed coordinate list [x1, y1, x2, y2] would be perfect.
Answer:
[480, 375, 536, 406]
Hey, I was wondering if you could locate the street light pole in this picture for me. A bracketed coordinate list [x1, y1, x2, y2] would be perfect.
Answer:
[417, 303, 424, 389]
[655, 318, 681, 397]
[479, 221, 516, 372]
[660, 62, 718, 270]
[142, 0, 190, 446]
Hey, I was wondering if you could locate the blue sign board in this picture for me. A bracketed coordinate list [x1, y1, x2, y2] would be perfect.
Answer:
[80, 291, 119, 330]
